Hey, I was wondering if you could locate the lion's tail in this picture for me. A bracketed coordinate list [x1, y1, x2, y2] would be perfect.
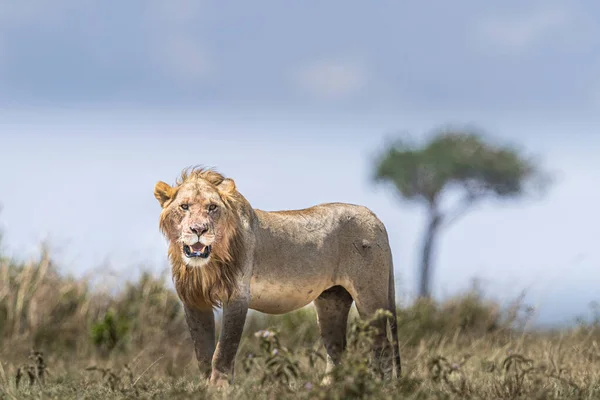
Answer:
[388, 263, 402, 379]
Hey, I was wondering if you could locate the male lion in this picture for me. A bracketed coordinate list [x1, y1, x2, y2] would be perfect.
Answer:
[154, 167, 401, 386]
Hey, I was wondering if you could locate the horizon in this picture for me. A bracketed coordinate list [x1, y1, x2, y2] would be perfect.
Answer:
[1, 110, 599, 328]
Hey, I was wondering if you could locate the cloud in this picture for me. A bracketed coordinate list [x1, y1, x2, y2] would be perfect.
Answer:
[0, 0, 74, 25]
[588, 82, 600, 110]
[0, 1, 49, 24]
[154, 35, 213, 83]
[0, 1, 70, 84]
[144, 1, 213, 83]
[288, 59, 368, 101]
[0, 39, 4, 72]
[474, 6, 572, 52]
[144, 0, 203, 27]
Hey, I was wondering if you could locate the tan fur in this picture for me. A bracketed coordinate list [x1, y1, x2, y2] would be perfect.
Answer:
[154, 167, 401, 385]
[155, 167, 246, 310]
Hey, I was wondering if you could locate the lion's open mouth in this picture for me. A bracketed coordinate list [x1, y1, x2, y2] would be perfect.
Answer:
[183, 243, 212, 259]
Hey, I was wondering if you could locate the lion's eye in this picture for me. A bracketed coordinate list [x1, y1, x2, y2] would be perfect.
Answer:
[180, 204, 189, 211]
[208, 204, 217, 212]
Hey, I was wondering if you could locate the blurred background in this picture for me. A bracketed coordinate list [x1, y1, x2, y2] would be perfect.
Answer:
[1, 0, 600, 330]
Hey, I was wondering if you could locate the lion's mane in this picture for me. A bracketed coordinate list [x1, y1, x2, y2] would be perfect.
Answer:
[160, 167, 246, 310]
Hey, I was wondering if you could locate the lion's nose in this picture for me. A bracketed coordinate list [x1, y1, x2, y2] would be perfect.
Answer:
[190, 224, 208, 236]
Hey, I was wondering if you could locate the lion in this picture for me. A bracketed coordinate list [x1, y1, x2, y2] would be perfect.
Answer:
[153, 167, 401, 386]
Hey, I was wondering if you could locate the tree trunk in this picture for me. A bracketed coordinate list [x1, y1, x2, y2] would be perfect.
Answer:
[418, 209, 442, 299]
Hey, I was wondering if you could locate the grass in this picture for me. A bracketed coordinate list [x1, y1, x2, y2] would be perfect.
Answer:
[1, 246, 600, 399]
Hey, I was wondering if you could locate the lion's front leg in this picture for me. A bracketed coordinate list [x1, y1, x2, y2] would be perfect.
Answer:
[183, 305, 216, 379]
[210, 296, 249, 386]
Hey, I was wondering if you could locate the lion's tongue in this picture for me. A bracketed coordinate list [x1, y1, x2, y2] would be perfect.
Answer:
[190, 243, 206, 253]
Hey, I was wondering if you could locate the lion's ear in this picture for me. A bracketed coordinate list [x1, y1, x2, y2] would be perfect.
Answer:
[217, 178, 236, 195]
[154, 181, 173, 207]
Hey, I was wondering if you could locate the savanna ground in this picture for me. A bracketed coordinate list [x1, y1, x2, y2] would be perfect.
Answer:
[2, 246, 600, 399]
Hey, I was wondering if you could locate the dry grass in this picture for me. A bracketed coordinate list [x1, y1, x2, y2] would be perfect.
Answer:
[1, 247, 600, 399]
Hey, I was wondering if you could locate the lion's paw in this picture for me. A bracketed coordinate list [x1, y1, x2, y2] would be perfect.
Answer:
[208, 370, 230, 389]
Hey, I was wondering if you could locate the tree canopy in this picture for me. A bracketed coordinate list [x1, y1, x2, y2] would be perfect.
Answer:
[375, 130, 546, 207]
[373, 128, 551, 298]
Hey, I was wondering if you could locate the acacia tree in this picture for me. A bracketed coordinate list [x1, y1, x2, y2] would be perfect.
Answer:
[373, 128, 550, 299]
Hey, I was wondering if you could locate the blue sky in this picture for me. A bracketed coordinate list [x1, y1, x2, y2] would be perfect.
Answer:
[1, 1, 599, 326]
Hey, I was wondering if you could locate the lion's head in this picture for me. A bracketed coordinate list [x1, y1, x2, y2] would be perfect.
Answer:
[154, 167, 244, 310]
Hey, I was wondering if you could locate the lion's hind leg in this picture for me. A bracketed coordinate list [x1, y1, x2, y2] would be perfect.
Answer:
[314, 285, 353, 385]
[349, 283, 396, 380]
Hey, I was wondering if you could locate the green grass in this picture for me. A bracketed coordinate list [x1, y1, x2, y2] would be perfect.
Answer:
[1, 248, 600, 399]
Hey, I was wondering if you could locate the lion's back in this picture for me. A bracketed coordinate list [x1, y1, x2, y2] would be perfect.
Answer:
[254, 202, 390, 251]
